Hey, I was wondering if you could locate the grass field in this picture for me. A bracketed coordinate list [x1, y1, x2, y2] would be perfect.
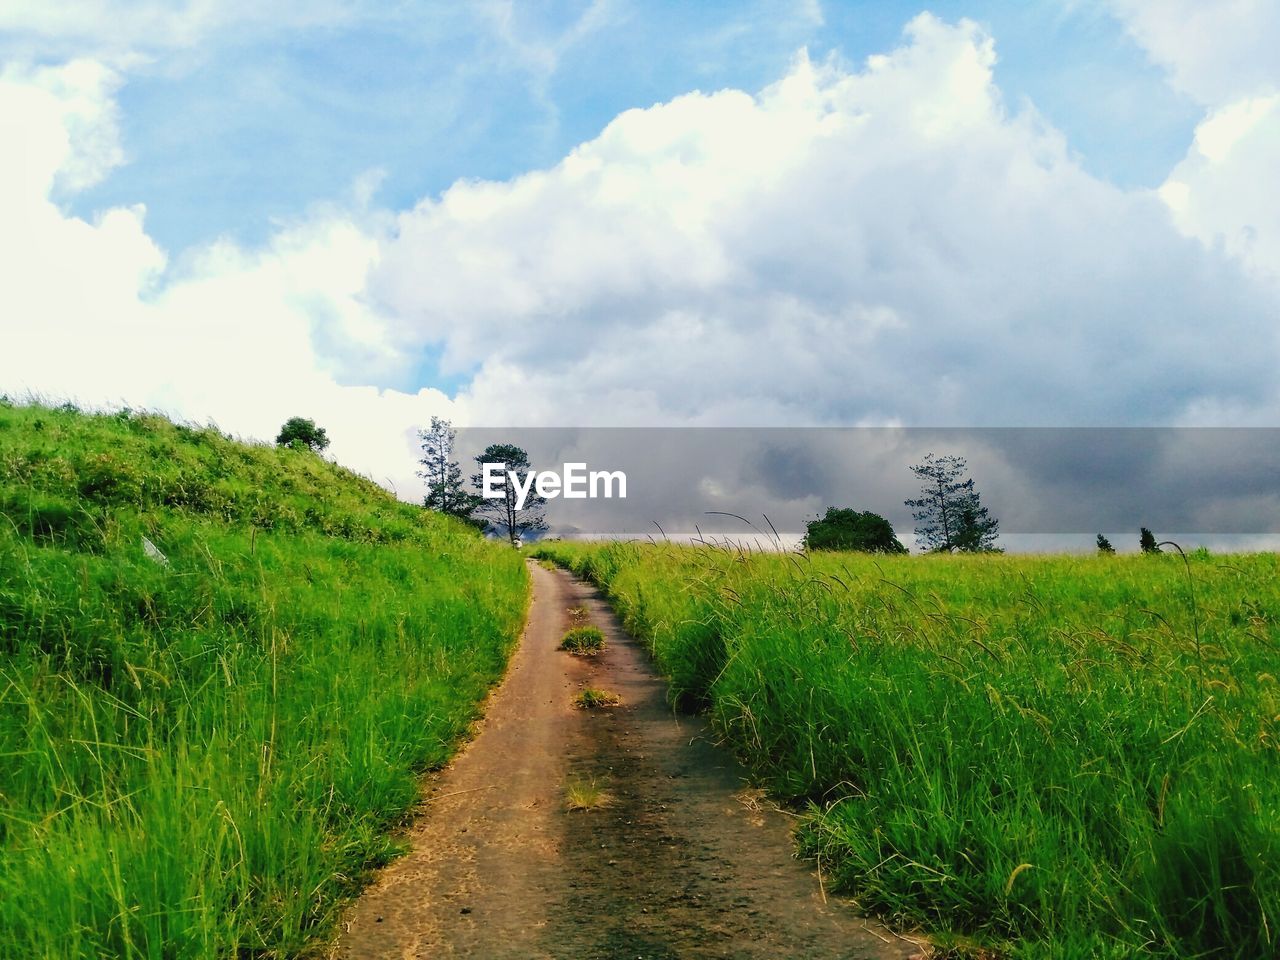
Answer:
[0, 401, 527, 959]
[534, 540, 1279, 958]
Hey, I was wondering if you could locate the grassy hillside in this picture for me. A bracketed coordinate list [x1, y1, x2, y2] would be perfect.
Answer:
[0, 401, 527, 959]
[534, 540, 1279, 959]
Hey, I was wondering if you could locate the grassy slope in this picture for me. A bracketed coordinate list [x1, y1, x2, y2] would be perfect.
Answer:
[534, 540, 1279, 959]
[0, 401, 527, 959]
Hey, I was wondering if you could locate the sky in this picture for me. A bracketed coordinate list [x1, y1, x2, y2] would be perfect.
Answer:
[2, 0, 1279, 517]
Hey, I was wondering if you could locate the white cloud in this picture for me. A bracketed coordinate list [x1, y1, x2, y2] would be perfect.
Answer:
[0, 60, 125, 197]
[475, 0, 615, 80]
[1108, 2, 1280, 289]
[0, 60, 452, 498]
[1107, 0, 1280, 105]
[1160, 93, 1280, 282]
[371, 14, 1279, 427]
[4, 11, 1280, 515]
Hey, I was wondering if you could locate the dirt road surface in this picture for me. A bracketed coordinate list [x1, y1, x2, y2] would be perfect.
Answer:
[335, 561, 925, 959]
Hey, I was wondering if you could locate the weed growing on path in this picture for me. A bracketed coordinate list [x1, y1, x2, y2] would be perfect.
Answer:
[560, 626, 606, 655]
[564, 778, 614, 811]
[573, 688, 622, 708]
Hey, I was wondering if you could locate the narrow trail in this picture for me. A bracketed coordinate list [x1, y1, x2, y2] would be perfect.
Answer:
[335, 561, 924, 959]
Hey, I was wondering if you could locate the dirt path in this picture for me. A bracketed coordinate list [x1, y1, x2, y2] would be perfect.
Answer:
[335, 561, 924, 959]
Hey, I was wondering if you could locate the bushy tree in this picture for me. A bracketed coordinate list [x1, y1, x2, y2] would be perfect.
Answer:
[1096, 533, 1115, 554]
[471, 443, 547, 546]
[804, 507, 906, 553]
[275, 417, 329, 452]
[951, 500, 1001, 553]
[905, 453, 999, 552]
[1140, 527, 1161, 554]
[417, 417, 479, 522]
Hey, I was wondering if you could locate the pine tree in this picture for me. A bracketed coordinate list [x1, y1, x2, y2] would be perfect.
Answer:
[1096, 533, 1115, 554]
[417, 417, 478, 521]
[905, 454, 999, 552]
[1140, 527, 1161, 554]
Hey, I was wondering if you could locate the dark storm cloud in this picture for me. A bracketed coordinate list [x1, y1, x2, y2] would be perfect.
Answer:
[455, 428, 1280, 539]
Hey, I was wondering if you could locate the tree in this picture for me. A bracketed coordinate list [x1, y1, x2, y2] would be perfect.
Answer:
[276, 416, 329, 452]
[1096, 533, 1115, 554]
[471, 443, 547, 546]
[905, 453, 999, 552]
[1140, 527, 1161, 554]
[951, 500, 1001, 553]
[417, 417, 479, 522]
[804, 507, 906, 553]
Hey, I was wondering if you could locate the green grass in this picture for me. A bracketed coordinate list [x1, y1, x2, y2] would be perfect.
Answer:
[534, 540, 1280, 959]
[573, 687, 621, 709]
[0, 400, 528, 959]
[559, 625, 606, 655]
[564, 777, 613, 811]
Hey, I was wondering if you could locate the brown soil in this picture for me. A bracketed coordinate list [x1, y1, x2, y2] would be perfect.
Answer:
[334, 561, 926, 959]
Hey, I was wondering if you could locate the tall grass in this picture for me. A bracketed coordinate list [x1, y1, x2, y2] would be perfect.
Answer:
[534, 540, 1280, 958]
[0, 401, 527, 958]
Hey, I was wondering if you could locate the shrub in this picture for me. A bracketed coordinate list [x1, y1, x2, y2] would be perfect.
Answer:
[804, 507, 907, 553]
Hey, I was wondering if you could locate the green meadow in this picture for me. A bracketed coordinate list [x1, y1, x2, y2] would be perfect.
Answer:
[4, 397, 1277, 959]
[0, 401, 526, 958]
[534, 540, 1280, 959]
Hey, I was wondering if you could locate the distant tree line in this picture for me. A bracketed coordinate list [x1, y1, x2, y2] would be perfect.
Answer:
[803, 453, 1172, 556]
[275, 416, 1175, 555]
[1095, 529, 1170, 555]
[1095, 529, 1167, 554]
[802, 452, 999, 554]
[270, 415, 544, 546]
